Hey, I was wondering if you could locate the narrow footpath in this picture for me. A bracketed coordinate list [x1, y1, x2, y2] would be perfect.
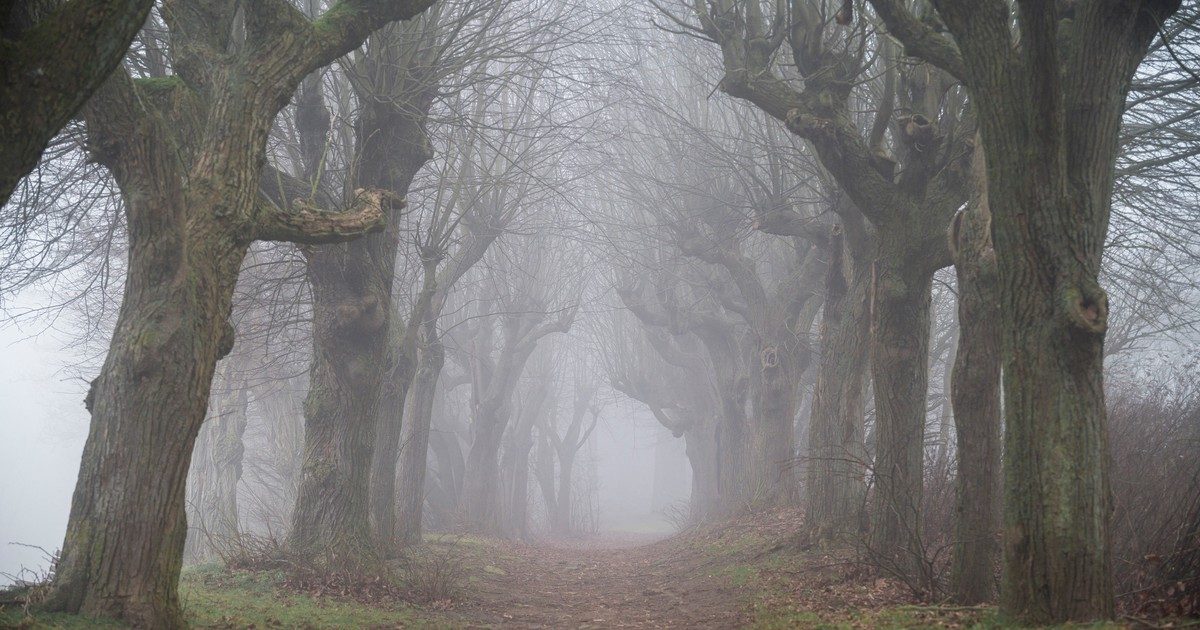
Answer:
[457, 533, 748, 628]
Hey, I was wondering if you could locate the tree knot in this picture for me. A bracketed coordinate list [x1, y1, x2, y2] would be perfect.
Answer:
[1060, 281, 1108, 335]
[760, 345, 780, 370]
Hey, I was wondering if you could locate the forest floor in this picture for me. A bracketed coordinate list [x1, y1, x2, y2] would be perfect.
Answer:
[0, 509, 1148, 629]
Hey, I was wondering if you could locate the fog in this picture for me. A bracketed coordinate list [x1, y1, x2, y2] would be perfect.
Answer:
[0, 317, 691, 584]
[0, 296, 90, 585]
[2, 0, 1200, 627]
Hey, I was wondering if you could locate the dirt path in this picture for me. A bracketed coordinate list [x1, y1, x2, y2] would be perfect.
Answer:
[457, 533, 748, 628]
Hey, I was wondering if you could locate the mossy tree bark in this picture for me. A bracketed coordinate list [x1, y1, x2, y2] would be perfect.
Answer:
[869, 0, 1182, 621]
[0, 0, 154, 206]
[41, 2, 435, 627]
[868, 224, 938, 567]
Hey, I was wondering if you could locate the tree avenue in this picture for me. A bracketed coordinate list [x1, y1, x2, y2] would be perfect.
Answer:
[2, 1, 1199, 628]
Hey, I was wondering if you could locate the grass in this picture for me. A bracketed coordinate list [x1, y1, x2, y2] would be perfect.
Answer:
[0, 564, 457, 629]
[179, 564, 444, 629]
[673, 516, 1123, 629]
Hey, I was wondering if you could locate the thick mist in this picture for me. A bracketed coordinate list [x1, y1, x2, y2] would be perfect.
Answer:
[2, 0, 1200, 628]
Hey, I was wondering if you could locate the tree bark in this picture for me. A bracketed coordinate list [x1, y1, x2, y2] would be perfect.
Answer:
[749, 333, 802, 506]
[865, 3, 1181, 620]
[947, 141, 1002, 605]
[684, 418, 721, 521]
[869, 234, 934, 568]
[288, 269, 387, 563]
[395, 327, 445, 544]
[805, 228, 870, 542]
[42, 196, 248, 628]
[0, 0, 154, 206]
[291, 49, 434, 558]
[41, 3, 432, 620]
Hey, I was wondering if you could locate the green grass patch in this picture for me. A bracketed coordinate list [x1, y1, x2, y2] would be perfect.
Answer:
[0, 564, 458, 629]
[0, 608, 126, 629]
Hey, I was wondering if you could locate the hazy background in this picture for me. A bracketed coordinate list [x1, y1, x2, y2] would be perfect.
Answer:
[0, 291, 94, 584]
[0, 292, 693, 583]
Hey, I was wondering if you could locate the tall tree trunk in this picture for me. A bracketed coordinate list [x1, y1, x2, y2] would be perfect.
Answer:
[869, 238, 934, 567]
[368, 351, 415, 547]
[864, 2, 1182, 620]
[550, 453, 575, 536]
[948, 240, 1001, 603]
[994, 186, 1114, 622]
[186, 364, 251, 560]
[290, 70, 433, 559]
[715, 388, 749, 514]
[288, 271, 385, 563]
[749, 339, 800, 506]
[40, 3, 430, 622]
[683, 420, 720, 521]
[395, 329, 445, 544]
[806, 228, 870, 542]
[947, 141, 1002, 605]
[44, 206, 247, 628]
[460, 405, 509, 532]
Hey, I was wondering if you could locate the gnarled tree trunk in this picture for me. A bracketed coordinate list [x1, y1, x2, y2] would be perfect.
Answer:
[866, 2, 1181, 620]
[749, 335, 802, 506]
[42, 4, 431, 621]
[290, 51, 434, 558]
[45, 216, 246, 628]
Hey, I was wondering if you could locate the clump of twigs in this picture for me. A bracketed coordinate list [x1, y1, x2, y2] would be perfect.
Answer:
[397, 544, 467, 605]
[1109, 370, 1200, 618]
[203, 532, 467, 608]
[0, 543, 59, 618]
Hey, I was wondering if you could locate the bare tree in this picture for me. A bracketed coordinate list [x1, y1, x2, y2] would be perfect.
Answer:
[538, 371, 603, 536]
[869, 0, 1183, 621]
[658, 0, 974, 561]
[456, 256, 578, 533]
[43, 2, 435, 626]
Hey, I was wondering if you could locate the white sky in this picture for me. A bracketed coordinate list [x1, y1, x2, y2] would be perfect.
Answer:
[0, 302, 91, 585]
